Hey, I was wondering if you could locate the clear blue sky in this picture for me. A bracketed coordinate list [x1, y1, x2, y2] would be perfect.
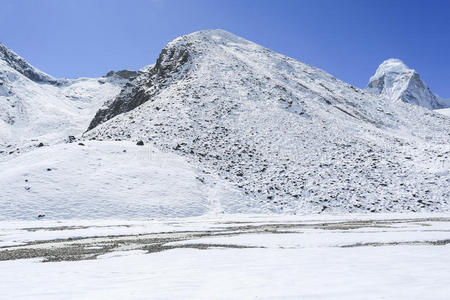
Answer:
[1, 0, 449, 97]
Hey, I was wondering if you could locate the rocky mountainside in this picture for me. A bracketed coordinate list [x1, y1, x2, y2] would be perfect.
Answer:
[0, 42, 130, 157]
[84, 30, 450, 214]
[367, 58, 450, 109]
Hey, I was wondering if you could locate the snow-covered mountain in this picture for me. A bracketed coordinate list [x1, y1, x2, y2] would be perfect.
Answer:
[0, 42, 129, 156]
[367, 58, 450, 109]
[83, 29, 450, 214]
[0, 30, 448, 219]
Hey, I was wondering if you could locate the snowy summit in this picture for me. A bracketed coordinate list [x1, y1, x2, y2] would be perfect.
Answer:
[367, 58, 450, 109]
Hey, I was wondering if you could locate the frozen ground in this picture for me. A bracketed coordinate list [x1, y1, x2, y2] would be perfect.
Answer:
[1, 214, 449, 299]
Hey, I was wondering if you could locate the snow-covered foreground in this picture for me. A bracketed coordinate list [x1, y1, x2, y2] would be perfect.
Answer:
[1, 214, 449, 299]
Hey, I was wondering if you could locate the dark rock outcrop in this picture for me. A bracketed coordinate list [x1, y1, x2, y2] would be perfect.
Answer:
[87, 41, 193, 131]
[105, 70, 138, 80]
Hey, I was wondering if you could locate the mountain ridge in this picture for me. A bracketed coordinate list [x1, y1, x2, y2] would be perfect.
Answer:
[0, 42, 129, 156]
[0, 42, 59, 84]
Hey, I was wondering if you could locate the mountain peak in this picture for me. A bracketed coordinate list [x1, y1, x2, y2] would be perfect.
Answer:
[370, 58, 413, 81]
[367, 58, 449, 109]
[87, 29, 258, 130]
[0, 42, 58, 84]
[169, 29, 250, 47]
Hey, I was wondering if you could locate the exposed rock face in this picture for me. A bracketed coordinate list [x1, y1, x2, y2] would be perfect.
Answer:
[84, 30, 450, 213]
[87, 42, 192, 130]
[105, 70, 138, 80]
[367, 58, 449, 109]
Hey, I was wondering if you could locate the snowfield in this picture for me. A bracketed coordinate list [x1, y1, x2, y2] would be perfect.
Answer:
[0, 141, 262, 220]
[1, 214, 449, 299]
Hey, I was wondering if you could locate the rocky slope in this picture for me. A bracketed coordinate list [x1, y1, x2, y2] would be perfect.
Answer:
[367, 58, 450, 109]
[84, 30, 450, 214]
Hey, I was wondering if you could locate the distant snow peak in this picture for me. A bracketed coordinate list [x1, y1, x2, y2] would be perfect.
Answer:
[367, 58, 449, 109]
[372, 58, 411, 78]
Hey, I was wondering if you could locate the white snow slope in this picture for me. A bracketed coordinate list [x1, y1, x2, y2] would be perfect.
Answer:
[367, 58, 450, 109]
[0, 141, 259, 220]
[0, 42, 127, 157]
[84, 30, 450, 214]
